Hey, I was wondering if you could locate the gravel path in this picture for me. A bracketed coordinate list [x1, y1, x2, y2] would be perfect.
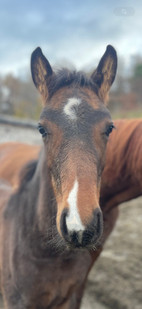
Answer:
[0, 123, 142, 309]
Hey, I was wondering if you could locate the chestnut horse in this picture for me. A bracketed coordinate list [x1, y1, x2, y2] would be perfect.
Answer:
[101, 118, 142, 238]
[101, 118, 142, 210]
[0, 45, 117, 309]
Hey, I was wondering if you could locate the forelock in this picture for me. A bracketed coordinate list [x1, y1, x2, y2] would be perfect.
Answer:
[47, 69, 98, 98]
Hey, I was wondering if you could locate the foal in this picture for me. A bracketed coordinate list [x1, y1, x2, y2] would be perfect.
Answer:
[0, 45, 117, 309]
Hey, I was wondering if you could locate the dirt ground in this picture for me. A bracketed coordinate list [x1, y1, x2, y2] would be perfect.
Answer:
[0, 123, 142, 309]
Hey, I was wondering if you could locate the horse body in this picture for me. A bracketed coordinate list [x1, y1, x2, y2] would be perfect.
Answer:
[0, 45, 117, 308]
[0, 143, 40, 188]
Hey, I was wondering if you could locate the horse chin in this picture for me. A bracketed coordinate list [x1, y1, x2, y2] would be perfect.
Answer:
[47, 231, 102, 255]
[63, 236, 103, 252]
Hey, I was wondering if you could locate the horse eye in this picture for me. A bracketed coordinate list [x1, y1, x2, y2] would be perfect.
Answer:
[105, 123, 115, 137]
[37, 124, 47, 138]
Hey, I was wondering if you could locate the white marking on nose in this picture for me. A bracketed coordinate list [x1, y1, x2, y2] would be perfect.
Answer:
[64, 97, 81, 120]
[66, 180, 85, 232]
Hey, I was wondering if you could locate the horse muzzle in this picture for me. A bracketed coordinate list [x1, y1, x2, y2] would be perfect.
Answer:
[60, 208, 103, 248]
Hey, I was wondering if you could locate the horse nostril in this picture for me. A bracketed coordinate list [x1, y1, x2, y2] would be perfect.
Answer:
[60, 209, 68, 237]
[82, 208, 103, 247]
[82, 229, 95, 247]
[94, 208, 103, 237]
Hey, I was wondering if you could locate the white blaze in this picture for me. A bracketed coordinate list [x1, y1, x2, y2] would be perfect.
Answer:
[64, 97, 81, 120]
[66, 180, 85, 232]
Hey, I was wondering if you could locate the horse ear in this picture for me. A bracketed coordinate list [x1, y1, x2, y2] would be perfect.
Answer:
[91, 45, 117, 104]
[31, 47, 53, 100]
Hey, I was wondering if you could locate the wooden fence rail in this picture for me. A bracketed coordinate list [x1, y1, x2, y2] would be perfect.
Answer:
[0, 115, 37, 129]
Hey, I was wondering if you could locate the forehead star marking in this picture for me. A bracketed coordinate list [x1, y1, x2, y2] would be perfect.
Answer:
[64, 97, 81, 120]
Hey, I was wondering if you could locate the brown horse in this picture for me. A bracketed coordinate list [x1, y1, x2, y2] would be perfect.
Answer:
[0, 45, 117, 309]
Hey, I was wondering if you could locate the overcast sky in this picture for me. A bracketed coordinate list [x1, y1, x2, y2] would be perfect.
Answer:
[0, 0, 142, 76]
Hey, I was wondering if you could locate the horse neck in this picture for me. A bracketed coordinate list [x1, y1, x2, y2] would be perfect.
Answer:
[101, 121, 142, 212]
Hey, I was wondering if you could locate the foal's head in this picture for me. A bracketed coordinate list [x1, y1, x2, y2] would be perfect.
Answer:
[31, 45, 117, 249]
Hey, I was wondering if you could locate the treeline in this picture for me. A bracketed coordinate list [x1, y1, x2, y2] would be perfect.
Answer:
[0, 74, 41, 119]
[0, 56, 142, 119]
[109, 55, 142, 118]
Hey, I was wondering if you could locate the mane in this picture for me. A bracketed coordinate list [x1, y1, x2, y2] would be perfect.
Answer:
[48, 68, 98, 98]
